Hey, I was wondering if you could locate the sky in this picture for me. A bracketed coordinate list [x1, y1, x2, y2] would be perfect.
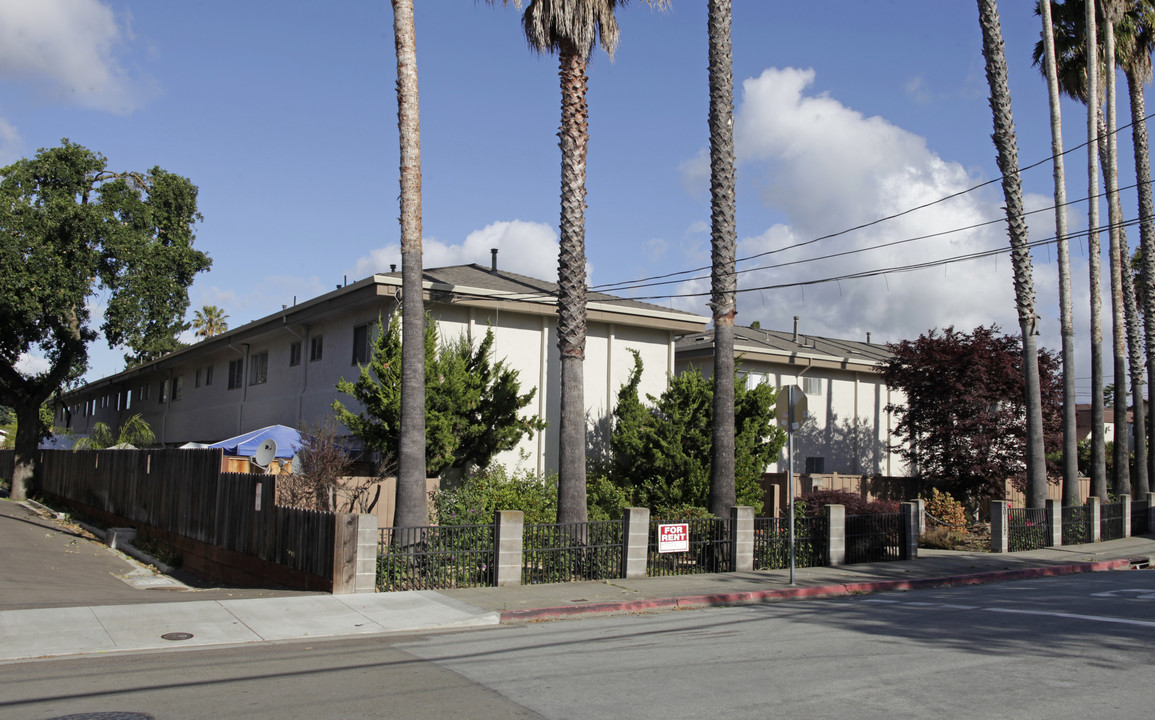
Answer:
[2, 0, 1149, 403]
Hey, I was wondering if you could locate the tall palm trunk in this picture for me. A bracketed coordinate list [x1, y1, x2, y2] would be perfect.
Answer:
[556, 43, 590, 525]
[707, 0, 737, 517]
[1128, 70, 1155, 496]
[1087, 0, 1109, 501]
[392, 0, 428, 528]
[1120, 231, 1148, 495]
[1040, 0, 1080, 506]
[1103, 9, 1131, 497]
[978, 0, 1048, 508]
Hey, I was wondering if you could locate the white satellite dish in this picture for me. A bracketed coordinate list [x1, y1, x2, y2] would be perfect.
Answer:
[252, 438, 278, 470]
[289, 452, 302, 475]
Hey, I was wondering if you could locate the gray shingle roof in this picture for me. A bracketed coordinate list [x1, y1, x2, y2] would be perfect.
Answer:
[677, 324, 894, 366]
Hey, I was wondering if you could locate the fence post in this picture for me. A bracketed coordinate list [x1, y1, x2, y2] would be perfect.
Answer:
[912, 498, 926, 536]
[493, 510, 524, 587]
[1148, 493, 1155, 534]
[1121, 494, 1132, 538]
[990, 500, 1009, 553]
[332, 513, 379, 594]
[731, 506, 754, 572]
[826, 504, 845, 566]
[622, 507, 650, 579]
[1089, 496, 1101, 542]
[900, 502, 919, 560]
[1045, 499, 1061, 547]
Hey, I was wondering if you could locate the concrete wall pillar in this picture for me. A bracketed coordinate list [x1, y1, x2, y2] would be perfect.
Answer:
[900, 502, 919, 560]
[912, 498, 926, 536]
[494, 510, 524, 587]
[1121, 494, 1132, 538]
[622, 507, 650, 579]
[1148, 493, 1155, 534]
[1089, 496, 1101, 542]
[991, 500, 1009, 553]
[826, 504, 845, 566]
[731, 506, 754, 572]
[1045, 499, 1061, 548]
[332, 513, 378, 594]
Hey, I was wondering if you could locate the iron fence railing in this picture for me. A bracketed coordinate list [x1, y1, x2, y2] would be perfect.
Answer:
[1131, 500, 1150, 537]
[1061, 505, 1091, 546]
[647, 517, 731, 577]
[377, 524, 494, 591]
[1008, 507, 1051, 551]
[1101, 502, 1125, 541]
[753, 516, 827, 570]
[522, 520, 624, 584]
[845, 513, 905, 563]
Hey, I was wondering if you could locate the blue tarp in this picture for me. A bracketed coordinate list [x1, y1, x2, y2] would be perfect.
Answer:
[207, 425, 302, 459]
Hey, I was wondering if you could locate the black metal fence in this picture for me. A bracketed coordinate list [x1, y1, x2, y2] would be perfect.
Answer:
[1101, 502, 1125, 541]
[845, 513, 906, 563]
[753, 515, 827, 570]
[1131, 500, 1150, 536]
[1008, 507, 1051, 551]
[647, 518, 731, 576]
[377, 524, 494, 591]
[522, 520, 624, 584]
[1061, 505, 1091, 546]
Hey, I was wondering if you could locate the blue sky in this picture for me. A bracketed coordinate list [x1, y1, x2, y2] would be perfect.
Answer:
[3, 1, 1147, 402]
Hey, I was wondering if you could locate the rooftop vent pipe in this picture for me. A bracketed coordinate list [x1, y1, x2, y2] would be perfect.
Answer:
[866, 332, 871, 344]
[793, 316, 800, 343]
[491, 248, 499, 272]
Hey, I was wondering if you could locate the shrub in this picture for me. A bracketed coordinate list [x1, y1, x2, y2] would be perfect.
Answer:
[429, 463, 557, 526]
[922, 488, 967, 533]
[799, 489, 899, 517]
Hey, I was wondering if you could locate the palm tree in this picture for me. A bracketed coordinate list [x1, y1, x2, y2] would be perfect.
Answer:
[192, 305, 228, 339]
[496, 0, 667, 525]
[707, 0, 737, 518]
[391, 0, 428, 529]
[1037, 0, 1080, 505]
[977, 0, 1049, 508]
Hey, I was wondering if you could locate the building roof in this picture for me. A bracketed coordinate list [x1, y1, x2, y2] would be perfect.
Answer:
[676, 324, 893, 373]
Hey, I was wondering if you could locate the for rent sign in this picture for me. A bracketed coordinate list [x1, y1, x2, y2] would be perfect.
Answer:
[658, 523, 689, 553]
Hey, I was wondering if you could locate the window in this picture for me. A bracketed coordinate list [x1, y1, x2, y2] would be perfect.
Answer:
[803, 376, 822, 396]
[805, 457, 826, 474]
[172, 376, 183, 401]
[123, 391, 131, 411]
[195, 368, 202, 388]
[249, 351, 268, 385]
[289, 341, 302, 367]
[205, 365, 214, 386]
[158, 379, 168, 404]
[351, 324, 370, 365]
[228, 359, 244, 390]
[139, 384, 151, 402]
[310, 335, 324, 362]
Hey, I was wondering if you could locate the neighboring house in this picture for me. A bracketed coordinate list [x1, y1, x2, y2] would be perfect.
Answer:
[58, 259, 708, 477]
[675, 321, 906, 477]
[1074, 403, 1126, 448]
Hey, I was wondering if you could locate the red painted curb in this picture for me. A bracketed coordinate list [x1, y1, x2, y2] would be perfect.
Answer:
[498, 558, 1132, 623]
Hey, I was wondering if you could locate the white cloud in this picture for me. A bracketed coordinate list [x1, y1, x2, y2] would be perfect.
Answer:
[15, 352, 50, 376]
[348, 219, 568, 282]
[0, 0, 150, 114]
[0, 116, 23, 163]
[673, 66, 1071, 352]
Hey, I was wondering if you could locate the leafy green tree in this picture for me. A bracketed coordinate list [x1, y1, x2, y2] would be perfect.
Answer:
[606, 351, 784, 516]
[334, 313, 546, 479]
[0, 141, 210, 500]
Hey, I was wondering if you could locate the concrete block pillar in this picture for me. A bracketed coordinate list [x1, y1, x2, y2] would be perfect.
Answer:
[731, 506, 754, 572]
[900, 502, 919, 560]
[912, 498, 926, 536]
[1045, 499, 1061, 548]
[622, 507, 650, 579]
[332, 513, 378, 594]
[1121, 494, 1132, 538]
[1147, 493, 1155, 534]
[1089, 496, 1101, 542]
[494, 510, 524, 587]
[826, 504, 845, 566]
[991, 500, 1009, 554]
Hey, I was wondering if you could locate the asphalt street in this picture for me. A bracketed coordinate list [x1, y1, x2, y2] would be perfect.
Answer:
[3, 570, 1153, 720]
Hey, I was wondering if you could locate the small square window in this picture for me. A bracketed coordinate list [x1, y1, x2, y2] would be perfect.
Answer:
[803, 376, 822, 396]
[290, 341, 302, 367]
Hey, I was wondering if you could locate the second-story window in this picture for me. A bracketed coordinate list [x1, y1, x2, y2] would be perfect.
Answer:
[290, 341, 302, 367]
[310, 335, 324, 362]
[249, 351, 268, 385]
[352, 324, 370, 365]
[228, 359, 244, 390]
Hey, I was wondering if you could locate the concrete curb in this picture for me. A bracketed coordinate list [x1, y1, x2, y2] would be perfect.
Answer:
[498, 558, 1133, 622]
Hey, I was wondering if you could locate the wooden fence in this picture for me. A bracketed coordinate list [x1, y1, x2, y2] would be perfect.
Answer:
[0, 449, 13, 483]
[31, 448, 336, 587]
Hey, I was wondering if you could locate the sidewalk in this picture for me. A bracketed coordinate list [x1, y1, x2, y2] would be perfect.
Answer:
[2, 497, 1152, 663]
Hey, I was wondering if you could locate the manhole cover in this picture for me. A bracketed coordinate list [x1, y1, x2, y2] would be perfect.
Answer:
[161, 632, 193, 641]
[48, 714, 155, 720]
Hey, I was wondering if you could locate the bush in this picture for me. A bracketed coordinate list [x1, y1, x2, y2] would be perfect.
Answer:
[799, 489, 899, 517]
[922, 488, 967, 532]
[429, 463, 557, 526]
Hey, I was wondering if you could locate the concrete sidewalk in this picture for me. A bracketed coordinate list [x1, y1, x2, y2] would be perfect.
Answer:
[3, 496, 1153, 663]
